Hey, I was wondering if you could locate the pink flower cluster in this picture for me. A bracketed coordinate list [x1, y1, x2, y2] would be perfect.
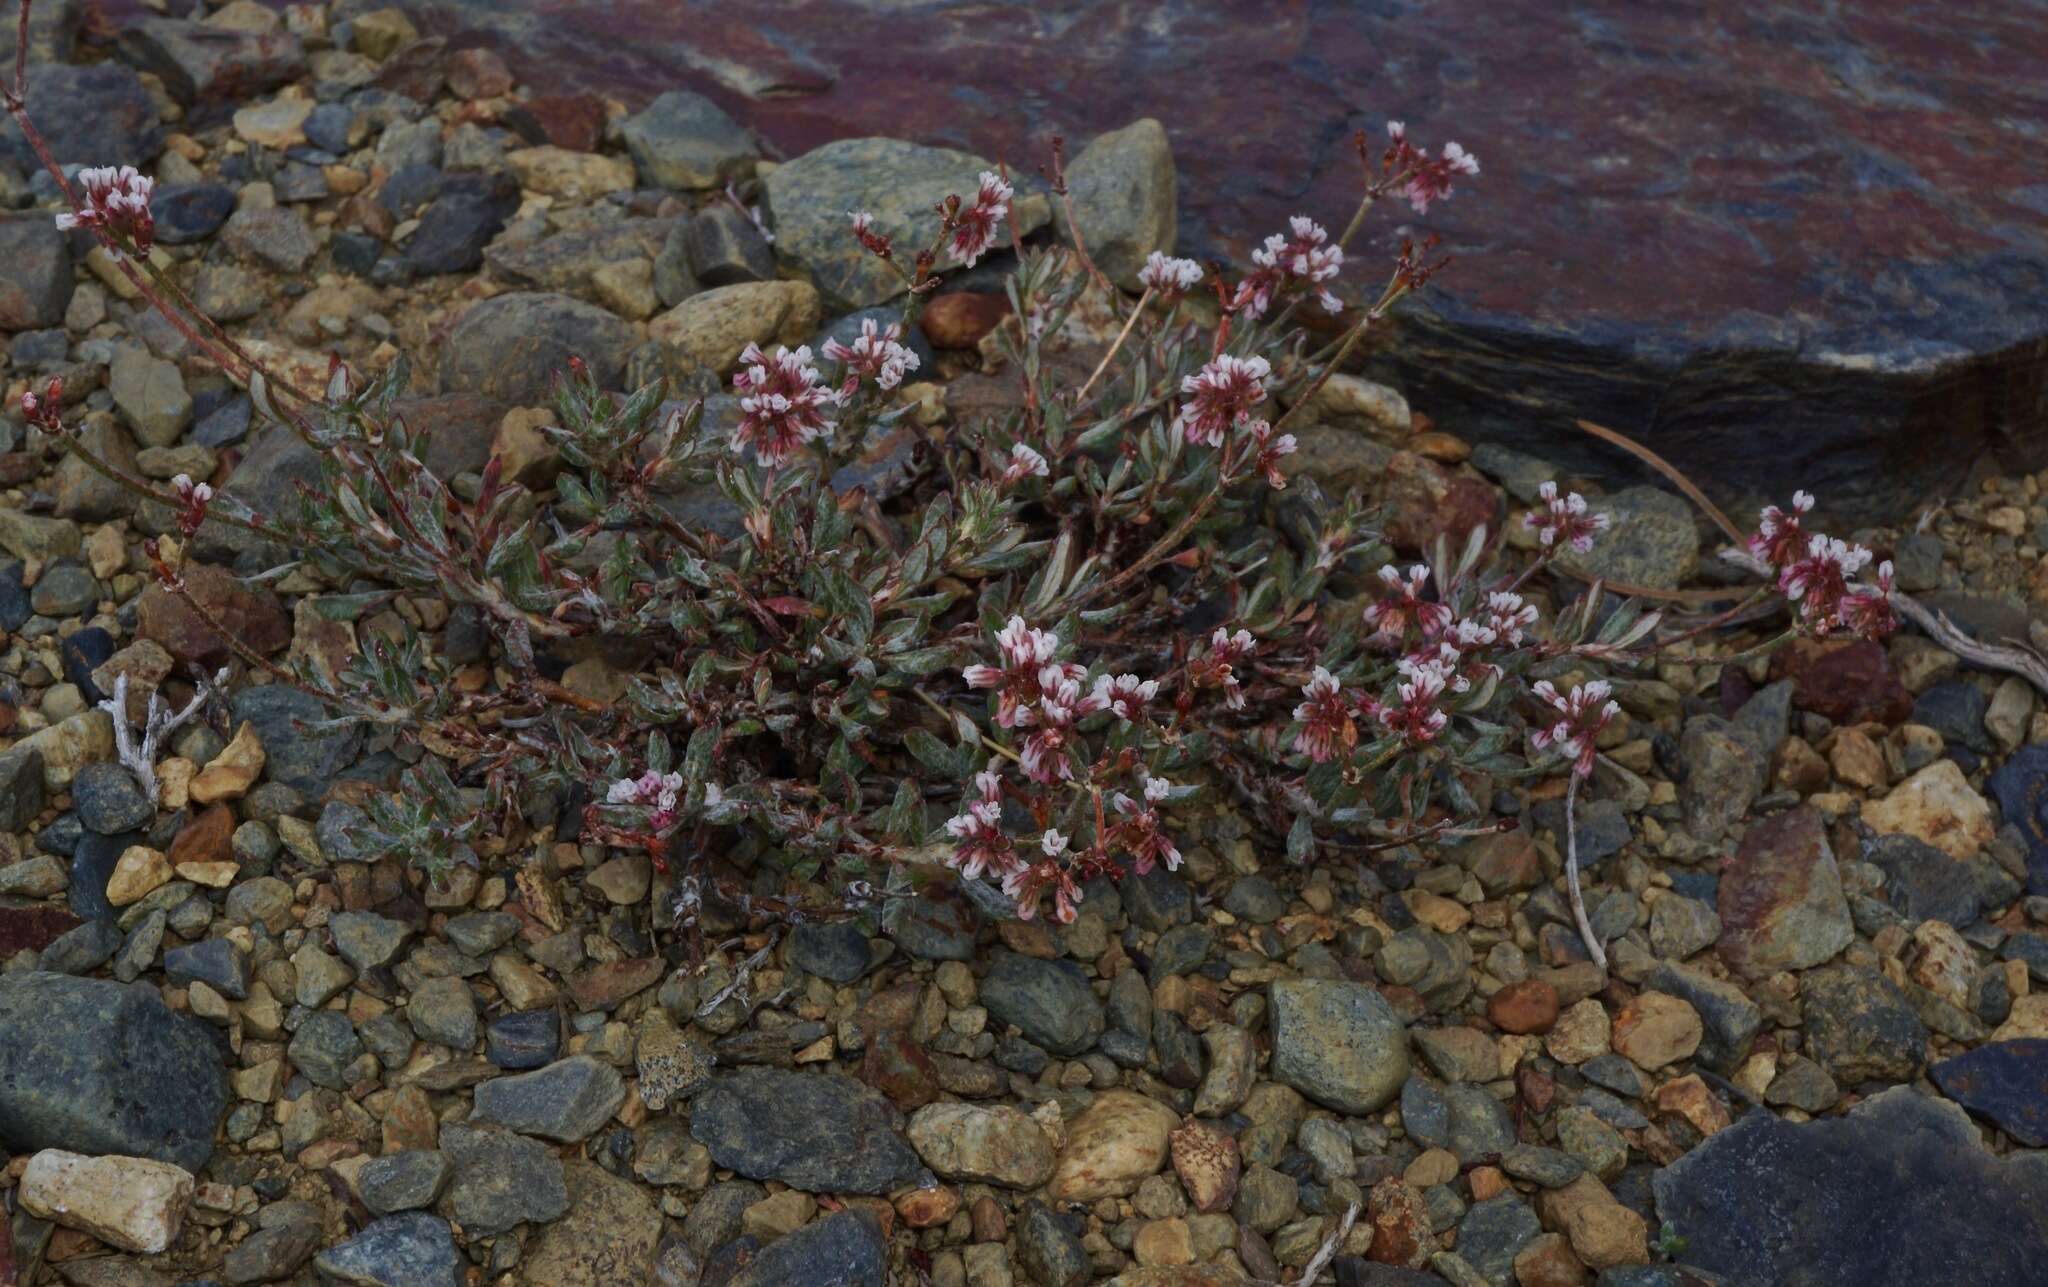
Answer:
[944, 763, 1018, 881]
[1292, 666, 1354, 762]
[1189, 627, 1256, 709]
[1747, 492, 1895, 637]
[1231, 216, 1344, 318]
[730, 343, 837, 467]
[822, 317, 920, 392]
[1525, 481, 1609, 554]
[56, 165, 156, 259]
[607, 769, 686, 830]
[1363, 564, 1453, 638]
[169, 472, 215, 538]
[1138, 252, 1203, 296]
[847, 210, 892, 260]
[949, 171, 1012, 268]
[1175, 354, 1271, 448]
[1530, 679, 1619, 777]
[1384, 122, 1480, 215]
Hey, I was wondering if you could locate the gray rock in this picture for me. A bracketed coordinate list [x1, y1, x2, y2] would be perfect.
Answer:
[0, 215, 72, 331]
[72, 762, 155, 835]
[1444, 1083, 1517, 1160]
[486, 1008, 560, 1069]
[788, 920, 871, 983]
[0, 971, 226, 1170]
[443, 912, 520, 957]
[1455, 1195, 1542, 1285]
[979, 949, 1104, 1056]
[483, 217, 672, 298]
[357, 1149, 451, 1215]
[1559, 485, 1700, 590]
[689, 1066, 927, 1194]
[620, 90, 756, 190]
[1648, 894, 1720, 961]
[1, 62, 160, 175]
[1802, 965, 1929, 1085]
[1056, 118, 1177, 289]
[1677, 715, 1765, 846]
[1653, 1085, 2048, 1287]
[470, 1054, 624, 1142]
[221, 206, 319, 273]
[441, 1122, 569, 1235]
[653, 219, 699, 307]
[312, 1212, 464, 1287]
[1017, 1201, 1090, 1287]
[726, 1209, 886, 1287]
[330, 911, 413, 972]
[1501, 1143, 1585, 1188]
[288, 1010, 364, 1089]
[118, 17, 304, 106]
[164, 936, 251, 1000]
[222, 1220, 320, 1284]
[37, 919, 122, 975]
[681, 1179, 762, 1258]
[406, 172, 522, 276]
[231, 685, 364, 796]
[439, 291, 634, 404]
[28, 559, 97, 616]
[406, 975, 478, 1050]
[0, 853, 68, 898]
[1223, 874, 1287, 924]
[109, 345, 193, 447]
[1269, 978, 1410, 1114]
[1864, 833, 1989, 927]
[687, 204, 776, 286]
[0, 747, 44, 832]
[763, 137, 1049, 309]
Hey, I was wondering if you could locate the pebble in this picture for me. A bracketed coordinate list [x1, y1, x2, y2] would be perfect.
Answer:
[19, 1149, 195, 1254]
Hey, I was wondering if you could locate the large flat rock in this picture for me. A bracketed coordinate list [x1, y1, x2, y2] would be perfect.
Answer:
[1652, 1086, 2048, 1287]
[277, 0, 2048, 523]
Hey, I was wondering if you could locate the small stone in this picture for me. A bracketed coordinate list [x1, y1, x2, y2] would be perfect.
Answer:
[980, 949, 1105, 1056]
[648, 279, 824, 377]
[1047, 1088, 1178, 1202]
[109, 346, 193, 447]
[1545, 998, 1611, 1065]
[1488, 978, 1560, 1034]
[1269, 978, 1411, 1113]
[19, 1149, 194, 1254]
[105, 844, 172, 906]
[440, 291, 634, 404]
[1055, 118, 1176, 289]
[1610, 992, 1702, 1071]
[907, 1102, 1056, 1189]
[470, 1054, 624, 1142]
[1862, 760, 1996, 861]
[1802, 965, 1930, 1085]
[313, 1212, 465, 1287]
[440, 1122, 569, 1235]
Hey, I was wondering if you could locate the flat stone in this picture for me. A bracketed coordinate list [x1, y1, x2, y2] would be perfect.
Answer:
[726, 1209, 886, 1287]
[522, 1160, 663, 1285]
[357, 1149, 451, 1215]
[1653, 1085, 2048, 1287]
[688, 1066, 927, 1194]
[0, 972, 226, 1171]
[1930, 1039, 2048, 1147]
[440, 1122, 568, 1235]
[1987, 745, 2048, 895]
[119, 17, 304, 105]
[486, 1008, 561, 1069]
[19, 1149, 194, 1254]
[1716, 804, 1852, 978]
[1801, 965, 1929, 1086]
[469, 1054, 624, 1142]
[1047, 1089, 1178, 1202]
[312, 1212, 464, 1287]
[0, 215, 72, 331]
[1862, 760, 1996, 862]
[620, 89, 756, 190]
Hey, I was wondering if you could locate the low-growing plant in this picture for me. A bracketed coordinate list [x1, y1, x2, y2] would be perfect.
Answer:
[4, 0, 1902, 967]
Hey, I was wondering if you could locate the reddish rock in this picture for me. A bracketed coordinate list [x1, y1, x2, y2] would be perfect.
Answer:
[1377, 451, 1501, 554]
[1514, 1232, 1592, 1287]
[137, 563, 291, 667]
[0, 906, 82, 957]
[166, 805, 236, 868]
[508, 92, 609, 152]
[1169, 1117, 1239, 1214]
[568, 956, 663, 1011]
[861, 1028, 939, 1110]
[376, 35, 448, 102]
[1768, 638, 1913, 726]
[1487, 979, 1560, 1034]
[921, 292, 1011, 349]
[1366, 1177, 1432, 1268]
[1460, 829, 1542, 896]
[447, 46, 515, 99]
[1716, 805, 1853, 979]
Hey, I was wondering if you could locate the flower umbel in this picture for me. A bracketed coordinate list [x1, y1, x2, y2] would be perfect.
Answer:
[822, 316, 921, 391]
[947, 171, 1013, 268]
[1138, 251, 1203, 296]
[729, 343, 837, 467]
[1174, 354, 1271, 448]
[1530, 679, 1619, 776]
[56, 165, 156, 259]
[1525, 481, 1609, 554]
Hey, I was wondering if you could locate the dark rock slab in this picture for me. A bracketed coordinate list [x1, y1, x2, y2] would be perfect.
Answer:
[1930, 1040, 2048, 1147]
[312, 1212, 465, 1287]
[689, 1066, 927, 1194]
[118, 18, 305, 107]
[440, 1123, 568, 1235]
[1800, 965, 1929, 1086]
[1987, 744, 2048, 895]
[229, 684, 365, 797]
[1652, 1086, 2048, 1287]
[1863, 833, 1992, 927]
[0, 216, 72, 333]
[725, 1209, 885, 1287]
[1, 62, 161, 175]
[0, 906, 80, 958]
[469, 1054, 624, 1142]
[0, 971, 226, 1171]
[438, 291, 634, 404]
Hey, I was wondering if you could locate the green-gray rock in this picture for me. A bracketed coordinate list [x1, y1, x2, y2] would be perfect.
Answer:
[1268, 977, 1410, 1114]
[764, 137, 1049, 309]
[1055, 118, 1176, 289]
[620, 90, 755, 190]
[1558, 484, 1700, 589]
